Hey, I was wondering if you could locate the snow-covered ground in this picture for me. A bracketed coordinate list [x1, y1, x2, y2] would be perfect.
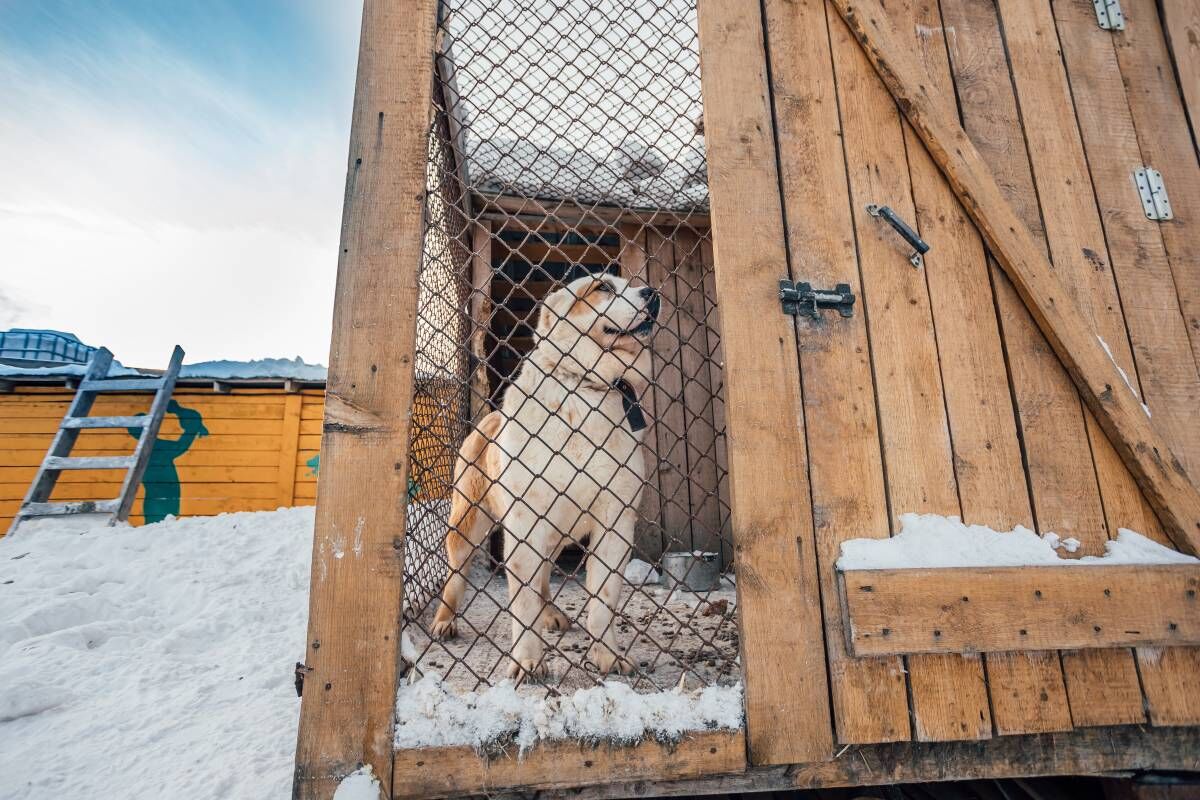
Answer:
[9, 505, 1188, 798]
[0, 508, 313, 800]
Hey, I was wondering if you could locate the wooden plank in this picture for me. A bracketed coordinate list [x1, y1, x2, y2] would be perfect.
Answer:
[827, 0, 1200, 557]
[61, 416, 149, 429]
[45, 455, 136, 471]
[1054, 0, 1200, 480]
[0, 418, 283, 436]
[672, 229, 723, 560]
[698, 239, 733, 571]
[1117, 0, 1200, 379]
[291, 0, 438, 796]
[0, 450, 279, 468]
[840, 565, 1200, 655]
[1162, 0, 1200, 145]
[78, 378, 163, 393]
[936, 0, 1146, 729]
[5, 400, 285, 419]
[760, 0, 910, 745]
[826, 5, 991, 742]
[276, 394, 302, 507]
[33, 482, 281, 500]
[992, 0, 1172, 730]
[565, 724, 1200, 800]
[391, 729, 745, 799]
[697, 0, 834, 764]
[1054, 0, 1200, 727]
[884, 0, 1072, 736]
[469, 220, 493, 421]
[645, 230, 692, 554]
[618, 225, 665, 562]
[0, 466, 280, 484]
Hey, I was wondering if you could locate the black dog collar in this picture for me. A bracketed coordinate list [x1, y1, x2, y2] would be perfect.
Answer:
[613, 379, 647, 432]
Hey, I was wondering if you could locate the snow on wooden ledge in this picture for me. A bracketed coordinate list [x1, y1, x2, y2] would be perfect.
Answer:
[836, 512, 1198, 571]
[835, 515, 1200, 658]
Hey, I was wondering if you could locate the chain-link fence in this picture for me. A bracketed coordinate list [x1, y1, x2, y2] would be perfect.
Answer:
[400, 0, 738, 701]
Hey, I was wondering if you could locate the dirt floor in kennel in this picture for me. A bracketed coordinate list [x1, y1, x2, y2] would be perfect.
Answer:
[404, 551, 742, 695]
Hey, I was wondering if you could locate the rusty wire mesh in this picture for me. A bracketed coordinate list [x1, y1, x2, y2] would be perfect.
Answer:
[401, 0, 738, 700]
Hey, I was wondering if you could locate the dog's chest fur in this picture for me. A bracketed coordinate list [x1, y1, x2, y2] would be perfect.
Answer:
[496, 358, 646, 501]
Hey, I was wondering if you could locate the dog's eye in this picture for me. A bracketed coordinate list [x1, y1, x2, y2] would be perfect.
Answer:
[593, 281, 613, 294]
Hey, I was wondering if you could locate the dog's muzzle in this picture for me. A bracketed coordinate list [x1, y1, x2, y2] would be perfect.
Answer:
[606, 288, 660, 336]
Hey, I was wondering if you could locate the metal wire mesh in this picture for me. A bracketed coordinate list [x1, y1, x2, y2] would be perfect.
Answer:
[401, 0, 737, 700]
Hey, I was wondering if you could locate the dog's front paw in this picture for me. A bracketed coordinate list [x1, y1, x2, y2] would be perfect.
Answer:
[540, 605, 571, 632]
[505, 656, 548, 682]
[430, 616, 458, 640]
[588, 644, 633, 676]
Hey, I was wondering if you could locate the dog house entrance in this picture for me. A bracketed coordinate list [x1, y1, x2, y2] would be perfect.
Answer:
[396, 0, 744, 719]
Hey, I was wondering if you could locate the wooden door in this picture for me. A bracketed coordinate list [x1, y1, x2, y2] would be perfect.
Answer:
[698, 0, 1200, 764]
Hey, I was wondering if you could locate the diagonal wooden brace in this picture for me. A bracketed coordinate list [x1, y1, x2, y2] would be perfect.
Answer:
[828, 0, 1200, 557]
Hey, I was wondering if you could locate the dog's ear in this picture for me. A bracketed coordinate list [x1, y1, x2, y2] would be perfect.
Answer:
[538, 284, 576, 335]
[538, 278, 605, 335]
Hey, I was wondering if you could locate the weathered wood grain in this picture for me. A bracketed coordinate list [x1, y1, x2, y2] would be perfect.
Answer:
[291, 0, 439, 797]
[936, 0, 1145, 728]
[391, 730, 745, 799]
[276, 394, 302, 507]
[826, 3, 991, 742]
[1161, 0, 1200, 147]
[760, 0, 910, 746]
[886, 0, 1072, 736]
[697, 0, 834, 764]
[827, 0, 1200, 557]
[559, 724, 1200, 800]
[1053, 0, 1200, 727]
[840, 565, 1200, 655]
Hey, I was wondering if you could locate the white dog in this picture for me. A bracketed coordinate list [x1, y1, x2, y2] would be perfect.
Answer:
[430, 273, 658, 679]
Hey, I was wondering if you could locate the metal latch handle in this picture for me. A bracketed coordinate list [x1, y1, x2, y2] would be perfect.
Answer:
[866, 204, 929, 268]
[779, 280, 855, 318]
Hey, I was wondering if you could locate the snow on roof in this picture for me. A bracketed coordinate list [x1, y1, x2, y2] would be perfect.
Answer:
[0, 356, 328, 382]
[178, 357, 327, 381]
[6, 328, 83, 342]
[0, 360, 142, 378]
[443, 0, 708, 212]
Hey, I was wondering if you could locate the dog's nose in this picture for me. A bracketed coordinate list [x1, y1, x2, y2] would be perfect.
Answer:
[640, 287, 655, 299]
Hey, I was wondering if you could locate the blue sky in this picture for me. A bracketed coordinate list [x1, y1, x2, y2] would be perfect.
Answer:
[0, 1, 362, 366]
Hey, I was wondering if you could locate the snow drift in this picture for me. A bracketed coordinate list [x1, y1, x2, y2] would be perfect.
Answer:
[0, 508, 313, 800]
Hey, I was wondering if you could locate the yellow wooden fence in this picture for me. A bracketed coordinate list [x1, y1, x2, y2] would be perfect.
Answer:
[0, 382, 460, 532]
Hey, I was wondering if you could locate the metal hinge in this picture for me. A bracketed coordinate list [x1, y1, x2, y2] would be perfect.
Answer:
[1134, 167, 1173, 220]
[780, 280, 856, 318]
[1093, 0, 1125, 30]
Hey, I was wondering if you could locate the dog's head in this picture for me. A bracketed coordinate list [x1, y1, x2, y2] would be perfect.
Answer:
[536, 273, 659, 377]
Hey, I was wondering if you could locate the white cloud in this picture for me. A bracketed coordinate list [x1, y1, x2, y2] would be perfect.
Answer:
[0, 7, 361, 367]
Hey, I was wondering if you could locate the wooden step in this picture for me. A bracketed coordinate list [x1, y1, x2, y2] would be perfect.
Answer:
[61, 416, 149, 430]
[44, 455, 137, 470]
[79, 378, 164, 393]
[19, 499, 120, 517]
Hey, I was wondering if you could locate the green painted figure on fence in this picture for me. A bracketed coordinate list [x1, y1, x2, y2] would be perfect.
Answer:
[126, 400, 208, 523]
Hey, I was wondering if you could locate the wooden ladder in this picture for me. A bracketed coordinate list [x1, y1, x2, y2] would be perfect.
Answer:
[8, 345, 185, 534]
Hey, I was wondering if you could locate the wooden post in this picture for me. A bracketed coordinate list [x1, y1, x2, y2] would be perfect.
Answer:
[469, 221, 493, 421]
[828, 0, 1200, 557]
[292, 1, 438, 798]
[696, 0, 834, 765]
[277, 393, 303, 507]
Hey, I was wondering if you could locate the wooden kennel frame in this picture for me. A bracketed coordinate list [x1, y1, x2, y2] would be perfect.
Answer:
[293, 0, 1200, 797]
